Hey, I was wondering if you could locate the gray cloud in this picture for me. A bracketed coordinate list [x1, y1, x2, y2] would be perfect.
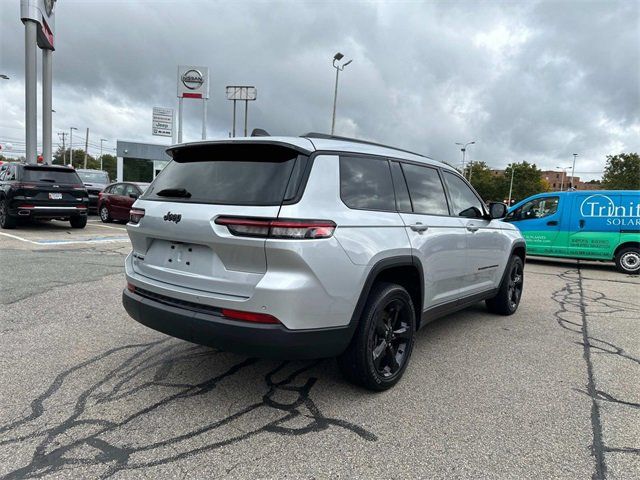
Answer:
[1, 0, 638, 180]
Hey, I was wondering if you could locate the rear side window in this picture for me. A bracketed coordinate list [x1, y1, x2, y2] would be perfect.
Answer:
[443, 171, 485, 218]
[401, 163, 449, 215]
[340, 156, 395, 211]
[22, 167, 81, 184]
[144, 144, 305, 206]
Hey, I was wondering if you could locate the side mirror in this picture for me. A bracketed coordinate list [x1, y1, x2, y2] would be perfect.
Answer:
[488, 202, 508, 219]
[129, 193, 139, 199]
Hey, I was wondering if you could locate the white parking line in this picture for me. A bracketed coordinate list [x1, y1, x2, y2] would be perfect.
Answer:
[90, 223, 127, 231]
[0, 231, 130, 245]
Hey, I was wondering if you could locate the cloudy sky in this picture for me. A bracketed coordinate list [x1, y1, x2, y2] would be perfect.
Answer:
[1, 0, 638, 180]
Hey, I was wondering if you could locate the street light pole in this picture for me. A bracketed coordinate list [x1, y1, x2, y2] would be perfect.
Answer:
[508, 164, 516, 205]
[556, 165, 570, 192]
[455, 141, 475, 178]
[69, 127, 77, 167]
[570, 153, 578, 190]
[330, 52, 352, 135]
[100, 139, 108, 170]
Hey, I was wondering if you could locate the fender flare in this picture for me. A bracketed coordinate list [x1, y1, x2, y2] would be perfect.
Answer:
[348, 255, 424, 329]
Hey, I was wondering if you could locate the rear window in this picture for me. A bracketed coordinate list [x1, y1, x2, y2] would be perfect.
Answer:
[22, 167, 82, 184]
[77, 171, 109, 184]
[144, 144, 307, 205]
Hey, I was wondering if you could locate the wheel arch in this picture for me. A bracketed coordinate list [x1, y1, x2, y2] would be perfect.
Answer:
[614, 241, 640, 259]
[349, 256, 424, 330]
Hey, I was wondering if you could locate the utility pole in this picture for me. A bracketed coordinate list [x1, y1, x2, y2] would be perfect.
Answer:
[570, 153, 578, 190]
[58, 132, 67, 164]
[83, 127, 89, 168]
[69, 127, 77, 167]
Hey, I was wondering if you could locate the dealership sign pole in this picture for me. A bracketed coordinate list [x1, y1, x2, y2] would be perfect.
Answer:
[21, 0, 56, 164]
[225, 86, 257, 137]
[177, 66, 210, 143]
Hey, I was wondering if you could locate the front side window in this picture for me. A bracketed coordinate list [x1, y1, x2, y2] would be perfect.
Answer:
[443, 171, 485, 218]
[124, 184, 139, 196]
[401, 163, 449, 215]
[506, 196, 559, 221]
[340, 156, 395, 211]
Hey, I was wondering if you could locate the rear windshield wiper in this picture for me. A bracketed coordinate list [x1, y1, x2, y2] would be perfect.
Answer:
[38, 178, 57, 182]
[156, 188, 192, 198]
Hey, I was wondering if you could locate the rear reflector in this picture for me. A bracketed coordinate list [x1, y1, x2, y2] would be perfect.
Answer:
[126, 282, 135, 293]
[221, 308, 280, 324]
[129, 208, 145, 224]
[215, 216, 336, 239]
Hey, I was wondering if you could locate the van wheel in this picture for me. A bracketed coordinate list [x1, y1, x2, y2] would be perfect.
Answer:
[337, 282, 416, 391]
[486, 255, 524, 315]
[0, 200, 16, 229]
[615, 247, 640, 275]
[70, 216, 87, 229]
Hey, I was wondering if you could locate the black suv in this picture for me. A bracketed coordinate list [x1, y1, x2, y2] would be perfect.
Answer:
[0, 163, 89, 229]
[76, 169, 110, 213]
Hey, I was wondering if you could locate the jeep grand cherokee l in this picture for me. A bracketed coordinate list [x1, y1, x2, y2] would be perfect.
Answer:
[122, 134, 525, 390]
[0, 163, 88, 229]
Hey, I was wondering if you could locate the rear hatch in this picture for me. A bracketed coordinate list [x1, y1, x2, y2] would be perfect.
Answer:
[128, 143, 310, 297]
[17, 166, 87, 208]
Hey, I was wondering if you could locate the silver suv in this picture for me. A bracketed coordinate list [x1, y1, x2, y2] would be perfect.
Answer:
[123, 134, 525, 390]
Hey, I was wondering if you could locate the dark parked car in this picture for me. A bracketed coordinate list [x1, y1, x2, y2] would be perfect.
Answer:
[0, 163, 89, 229]
[98, 182, 149, 223]
[76, 169, 110, 213]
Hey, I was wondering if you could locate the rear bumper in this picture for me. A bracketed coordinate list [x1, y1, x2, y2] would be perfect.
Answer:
[9, 205, 87, 218]
[122, 288, 354, 359]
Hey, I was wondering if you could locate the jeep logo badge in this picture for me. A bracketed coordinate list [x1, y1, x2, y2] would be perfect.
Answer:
[163, 212, 182, 223]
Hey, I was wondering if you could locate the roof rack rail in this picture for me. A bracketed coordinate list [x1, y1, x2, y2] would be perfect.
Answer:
[301, 132, 430, 159]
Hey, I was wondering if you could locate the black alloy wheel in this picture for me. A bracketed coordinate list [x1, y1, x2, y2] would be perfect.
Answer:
[338, 282, 416, 391]
[371, 299, 412, 378]
[507, 260, 524, 310]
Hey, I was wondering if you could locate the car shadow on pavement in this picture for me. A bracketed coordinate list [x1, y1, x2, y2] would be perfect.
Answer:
[0, 339, 377, 479]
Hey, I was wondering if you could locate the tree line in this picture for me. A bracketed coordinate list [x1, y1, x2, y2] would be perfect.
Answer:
[466, 152, 639, 203]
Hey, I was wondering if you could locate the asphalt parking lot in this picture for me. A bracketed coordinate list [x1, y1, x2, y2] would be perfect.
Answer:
[0, 220, 638, 479]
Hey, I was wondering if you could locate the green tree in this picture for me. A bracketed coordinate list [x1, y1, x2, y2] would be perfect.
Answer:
[466, 162, 502, 201]
[601, 153, 640, 190]
[501, 161, 548, 203]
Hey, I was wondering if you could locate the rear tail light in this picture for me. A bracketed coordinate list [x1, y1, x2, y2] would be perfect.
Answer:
[15, 183, 37, 189]
[221, 308, 280, 324]
[129, 208, 145, 224]
[215, 217, 336, 239]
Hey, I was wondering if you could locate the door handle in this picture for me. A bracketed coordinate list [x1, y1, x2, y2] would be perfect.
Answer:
[409, 223, 429, 232]
[547, 220, 558, 226]
[579, 219, 585, 229]
[466, 224, 479, 232]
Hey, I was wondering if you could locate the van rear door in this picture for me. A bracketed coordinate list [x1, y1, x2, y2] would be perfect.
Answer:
[568, 192, 621, 260]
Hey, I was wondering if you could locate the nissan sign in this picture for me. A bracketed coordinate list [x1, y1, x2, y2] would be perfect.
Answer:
[177, 65, 209, 99]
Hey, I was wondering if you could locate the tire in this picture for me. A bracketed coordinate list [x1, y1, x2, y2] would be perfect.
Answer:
[615, 247, 640, 275]
[99, 205, 112, 223]
[338, 282, 416, 391]
[0, 199, 16, 229]
[70, 215, 87, 229]
[486, 255, 524, 315]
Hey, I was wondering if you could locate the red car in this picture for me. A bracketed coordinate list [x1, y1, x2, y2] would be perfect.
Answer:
[97, 182, 149, 223]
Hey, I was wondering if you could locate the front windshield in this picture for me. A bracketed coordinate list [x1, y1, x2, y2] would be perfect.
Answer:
[78, 171, 109, 184]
